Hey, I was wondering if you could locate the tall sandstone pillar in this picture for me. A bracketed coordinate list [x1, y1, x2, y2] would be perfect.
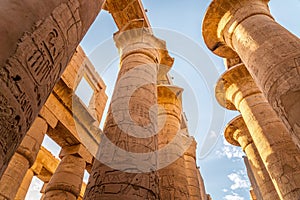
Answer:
[243, 156, 262, 200]
[84, 26, 172, 199]
[249, 187, 257, 200]
[202, 0, 300, 144]
[216, 63, 300, 199]
[0, 117, 47, 200]
[184, 139, 202, 200]
[157, 85, 189, 199]
[196, 167, 208, 200]
[225, 115, 279, 200]
[43, 146, 87, 200]
[0, 0, 105, 176]
[14, 169, 35, 200]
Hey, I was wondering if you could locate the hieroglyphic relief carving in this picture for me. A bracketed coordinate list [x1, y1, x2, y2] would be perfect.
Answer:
[0, 0, 82, 176]
[85, 168, 159, 199]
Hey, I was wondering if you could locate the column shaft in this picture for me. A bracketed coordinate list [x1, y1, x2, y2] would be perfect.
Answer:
[218, 64, 300, 199]
[231, 11, 300, 143]
[244, 157, 263, 200]
[202, 0, 300, 145]
[0, 153, 29, 200]
[184, 139, 202, 200]
[196, 168, 208, 200]
[0, 117, 47, 199]
[225, 115, 279, 199]
[43, 154, 86, 200]
[157, 85, 189, 199]
[0, 0, 105, 176]
[84, 27, 172, 200]
[14, 169, 34, 200]
[239, 90, 300, 199]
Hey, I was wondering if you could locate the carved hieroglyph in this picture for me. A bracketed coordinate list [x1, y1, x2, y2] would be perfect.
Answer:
[202, 0, 300, 145]
[0, 117, 48, 200]
[0, 0, 105, 176]
[216, 63, 300, 199]
[84, 26, 174, 199]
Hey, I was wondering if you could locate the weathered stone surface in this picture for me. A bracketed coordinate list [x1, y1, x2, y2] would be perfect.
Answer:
[43, 153, 86, 200]
[197, 167, 208, 200]
[250, 187, 257, 200]
[225, 115, 279, 200]
[183, 139, 202, 199]
[0, 117, 47, 200]
[216, 63, 300, 199]
[43, 46, 106, 158]
[83, 25, 173, 199]
[14, 169, 34, 200]
[243, 157, 262, 200]
[156, 85, 189, 200]
[0, 0, 105, 176]
[203, 0, 300, 147]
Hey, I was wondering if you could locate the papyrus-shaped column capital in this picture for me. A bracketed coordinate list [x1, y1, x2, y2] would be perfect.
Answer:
[224, 115, 252, 151]
[215, 63, 260, 111]
[202, 0, 272, 58]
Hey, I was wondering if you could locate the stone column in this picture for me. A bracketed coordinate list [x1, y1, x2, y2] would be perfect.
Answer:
[0, 117, 47, 199]
[14, 169, 34, 200]
[83, 24, 172, 199]
[216, 63, 300, 199]
[0, 0, 105, 176]
[40, 182, 49, 200]
[196, 167, 207, 200]
[225, 115, 279, 200]
[243, 156, 262, 200]
[202, 0, 300, 143]
[156, 85, 189, 199]
[43, 145, 87, 200]
[184, 138, 201, 200]
[250, 187, 257, 200]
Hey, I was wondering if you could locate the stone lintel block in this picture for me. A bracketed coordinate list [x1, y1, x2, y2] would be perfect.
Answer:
[59, 144, 93, 165]
[202, 0, 272, 58]
[103, 0, 151, 31]
[39, 106, 58, 129]
[32, 147, 59, 178]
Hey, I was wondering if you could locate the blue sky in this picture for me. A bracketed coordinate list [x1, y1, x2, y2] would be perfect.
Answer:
[26, 0, 300, 199]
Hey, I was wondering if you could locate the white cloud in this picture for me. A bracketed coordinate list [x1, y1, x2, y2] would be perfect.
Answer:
[223, 192, 244, 200]
[227, 170, 250, 190]
[222, 188, 228, 192]
[215, 138, 244, 159]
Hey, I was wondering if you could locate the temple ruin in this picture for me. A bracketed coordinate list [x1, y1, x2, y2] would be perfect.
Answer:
[0, 0, 299, 199]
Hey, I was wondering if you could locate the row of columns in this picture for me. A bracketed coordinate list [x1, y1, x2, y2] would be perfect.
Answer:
[225, 115, 279, 199]
[0, 117, 47, 199]
[202, 0, 300, 145]
[216, 62, 300, 199]
[0, 0, 106, 176]
[0, 118, 93, 200]
[203, 0, 300, 199]
[84, 27, 165, 200]
[84, 22, 207, 199]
